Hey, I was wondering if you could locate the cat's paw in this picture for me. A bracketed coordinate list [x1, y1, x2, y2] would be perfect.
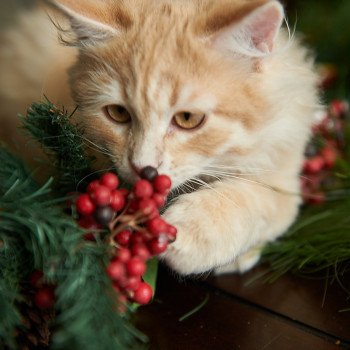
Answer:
[214, 246, 262, 275]
[161, 193, 233, 275]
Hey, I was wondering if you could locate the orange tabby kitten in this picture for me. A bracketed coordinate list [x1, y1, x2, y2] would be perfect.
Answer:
[0, 0, 320, 275]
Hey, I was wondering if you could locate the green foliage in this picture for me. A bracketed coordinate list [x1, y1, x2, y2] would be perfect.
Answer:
[0, 146, 143, 349]
[262, 107, 350, 293]
[288, 0, 350, 100]
[262, 198, 350, 283]
[21, 99, 94, 194]
[0, 242, 23, 349]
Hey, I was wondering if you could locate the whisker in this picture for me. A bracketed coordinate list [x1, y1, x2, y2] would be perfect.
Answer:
[217, 173, 300, 197]
[189, 177, 240, 208]
[203, 169, 258, 177]
[205, 164, 275, 174]
[76, 165, 115, 189]
[78, 135, 115, 157]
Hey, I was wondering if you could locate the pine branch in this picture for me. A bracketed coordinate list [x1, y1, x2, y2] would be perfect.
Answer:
[0, 146, 143, 349]
[21, 99, 94, 194]
[262, 197, 350, 288]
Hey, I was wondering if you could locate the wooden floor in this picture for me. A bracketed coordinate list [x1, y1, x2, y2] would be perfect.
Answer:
[135, 265, 350, 350]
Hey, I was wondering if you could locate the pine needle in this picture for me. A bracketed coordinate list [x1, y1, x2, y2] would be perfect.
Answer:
[21, 99, 94, 194]
[178, 294, 210, 322]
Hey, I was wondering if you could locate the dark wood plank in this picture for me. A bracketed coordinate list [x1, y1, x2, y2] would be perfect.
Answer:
[135, 267, 342, 350]
[206, 266, 350, 342]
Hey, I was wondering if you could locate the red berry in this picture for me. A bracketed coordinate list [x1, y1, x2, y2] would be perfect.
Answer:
[138, 198, 158, 216]
[146, 217, 168, 235]
[330, 100, 349, 117]
[303, 156, 325, 174]
[127, 199, 139, 214]
[308, 192, 326, 205]
[100, 172, 120, 190]
[34, 287, 55, 309]
[116, 248, 132, 263]
[90, 186, 111, 206]
[30, 270, 44, 288]
[130, 232, 145, 245]
[148, 238, 168, 255]
[83, 233, 96, 241]
[320, 147, 337, 169]
[126, 257, 146, 277]
[152, 193, 166, 208]
[76, 194, 96, 216]
[119, 276, 141, 291]
[87, 180, 101, 194]
[133, 179, 153, 198]
[301, 175, 321, 192]
[110, 190, 126, 211]
[115, 230, 132, 246]
[106, 260, 125, 281]
[131, 243, 151, 261]
[112, 282, 121, 293]
[119, 188, 130, 197]
[153, 175, 171, 195]
[78, 216, 99, 229]
[133, 282, 153, 305]
[166, 225, 177, 241]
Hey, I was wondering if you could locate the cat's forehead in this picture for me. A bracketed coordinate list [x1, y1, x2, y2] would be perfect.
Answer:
[101, 21, 217, 118]
[107, 70, 217, 123]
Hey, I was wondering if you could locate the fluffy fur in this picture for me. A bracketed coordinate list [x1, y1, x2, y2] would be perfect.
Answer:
[0, 0, 320, 275]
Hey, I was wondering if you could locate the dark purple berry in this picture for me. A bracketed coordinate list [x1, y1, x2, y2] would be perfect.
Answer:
[94, 206, 114, 225]
[140, 166, 158, 182]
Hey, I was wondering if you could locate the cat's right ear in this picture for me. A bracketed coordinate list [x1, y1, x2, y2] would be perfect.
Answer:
[45, 0, 132, 46]
[196, 0, 284, 58]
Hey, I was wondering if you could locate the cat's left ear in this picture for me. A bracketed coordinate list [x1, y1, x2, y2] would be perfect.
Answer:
[198, 0, 284, 57]
[46, 0, 132, 46]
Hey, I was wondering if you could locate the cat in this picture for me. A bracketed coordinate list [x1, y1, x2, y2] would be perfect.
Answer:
[0, 0, 320, 275]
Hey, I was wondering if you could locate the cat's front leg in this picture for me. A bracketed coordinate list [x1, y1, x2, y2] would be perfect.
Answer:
[162, 178, 301, 275]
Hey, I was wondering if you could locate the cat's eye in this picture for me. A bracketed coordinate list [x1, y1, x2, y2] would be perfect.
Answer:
[104, 104, 131, 124]
[173, 112, 206, 130]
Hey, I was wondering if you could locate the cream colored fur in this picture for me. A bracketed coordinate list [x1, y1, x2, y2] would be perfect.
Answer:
[0, 0, 320, 275]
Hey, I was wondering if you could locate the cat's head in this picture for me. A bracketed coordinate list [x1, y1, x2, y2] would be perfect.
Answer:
[49, 0, 285, 188]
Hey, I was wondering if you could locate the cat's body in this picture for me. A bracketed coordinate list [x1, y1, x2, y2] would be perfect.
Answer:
[0, 0, 320, 275]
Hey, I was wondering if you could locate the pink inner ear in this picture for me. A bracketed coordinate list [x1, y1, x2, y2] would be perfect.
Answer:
[247, 2, 284, 53]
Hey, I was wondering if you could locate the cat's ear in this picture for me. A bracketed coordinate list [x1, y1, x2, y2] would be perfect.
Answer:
[198, 0, 284, 57]
[46, 0, 132, 46]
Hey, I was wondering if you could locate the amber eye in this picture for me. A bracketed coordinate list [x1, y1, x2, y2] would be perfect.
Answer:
[104, 104, 131, 123]
[173, 112, 205, 130]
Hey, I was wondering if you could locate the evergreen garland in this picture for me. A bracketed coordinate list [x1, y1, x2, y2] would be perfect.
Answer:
[262, 198, 350, 283]
[21, 100, 94, 194]
[0, 146, 143, 349]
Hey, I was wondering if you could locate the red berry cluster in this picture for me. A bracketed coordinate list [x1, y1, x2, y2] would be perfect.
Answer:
[30, 270, 55, 309]
[302, 99, 349, 204]
[75, 166, 176, 306]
